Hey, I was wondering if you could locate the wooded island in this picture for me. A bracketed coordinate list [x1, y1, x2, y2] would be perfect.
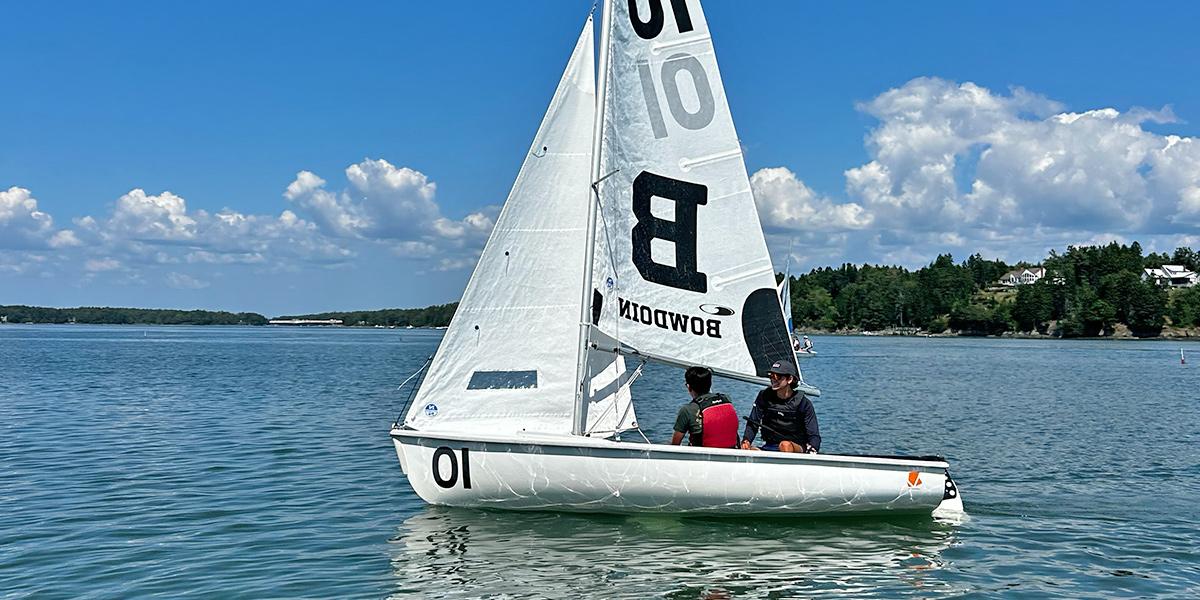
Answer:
[5, 243, 1199, 338]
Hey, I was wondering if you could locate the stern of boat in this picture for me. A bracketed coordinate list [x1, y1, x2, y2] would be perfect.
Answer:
[932, 470, 965, 519]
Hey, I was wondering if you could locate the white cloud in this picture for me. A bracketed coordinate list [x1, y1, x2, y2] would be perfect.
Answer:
[284, 158, 493, 246]
[751, 167, 872, 232]
[3, 156, 495, 292]
[758, 77, 1200, 268]
[848, 77, 1200, 234]
[104, 189, 198, 242]
[0, 187, 79, 249]
[165, 272, 209, 289]
[84, 258, 121, 272]
[74, 191, 354, 269]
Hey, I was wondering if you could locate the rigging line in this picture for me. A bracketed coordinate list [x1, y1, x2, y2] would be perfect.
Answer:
[582, 356, 646, 438]
[393, 354, 433, 427]
[611, 358, 646, 434]
[592, 177, 625, 350]
[635, 428, 651, 445]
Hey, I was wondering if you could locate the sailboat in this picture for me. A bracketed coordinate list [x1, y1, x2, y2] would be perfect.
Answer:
[390, 1, 963, 517]
[777, 260, 816, 360]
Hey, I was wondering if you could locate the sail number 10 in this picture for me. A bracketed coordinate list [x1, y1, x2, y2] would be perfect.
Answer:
[630, 0, 714, 139]
[431, 446, 472, 489]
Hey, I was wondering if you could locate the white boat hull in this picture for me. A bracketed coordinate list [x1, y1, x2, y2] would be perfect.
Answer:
[391, 428, 961, 516]
[795, 349, 817, 360]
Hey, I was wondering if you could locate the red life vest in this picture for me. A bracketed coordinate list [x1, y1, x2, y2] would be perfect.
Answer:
[699, 401, 738, 448]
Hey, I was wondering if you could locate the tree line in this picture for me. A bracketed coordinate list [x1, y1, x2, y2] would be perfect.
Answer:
[274, 303, 458, 327]
[786, 243, 1200, 337]
[0, 305, 269, 325]
[1, 303, 462, 327]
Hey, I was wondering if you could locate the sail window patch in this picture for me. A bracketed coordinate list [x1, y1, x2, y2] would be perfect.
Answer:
[467, 370, 538, 390]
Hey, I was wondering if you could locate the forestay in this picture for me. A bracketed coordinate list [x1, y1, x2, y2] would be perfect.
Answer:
[406, 18, 634, 435]
[589, 0, 795, 381]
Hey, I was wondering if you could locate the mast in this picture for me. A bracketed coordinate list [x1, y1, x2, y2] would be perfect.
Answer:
[571, 1, 612, 436]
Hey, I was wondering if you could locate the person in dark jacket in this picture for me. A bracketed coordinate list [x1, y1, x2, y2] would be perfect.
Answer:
[740, 360, 820, 453]
[671, 366, 738, 448]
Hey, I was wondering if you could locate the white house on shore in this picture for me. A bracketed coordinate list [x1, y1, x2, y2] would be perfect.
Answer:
[998, 267, 1046, 287]
[1143, 265, 1198, 288]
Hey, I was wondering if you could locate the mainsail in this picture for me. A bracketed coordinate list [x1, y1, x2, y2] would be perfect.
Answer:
[588, 0, 796, 382]
[406, 17, 634, 435]
[779, 276, 794, 335]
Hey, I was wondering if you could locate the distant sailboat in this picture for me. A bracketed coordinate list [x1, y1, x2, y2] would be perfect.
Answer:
[390, 1, 962, 517]
[778, 261, 817, 360]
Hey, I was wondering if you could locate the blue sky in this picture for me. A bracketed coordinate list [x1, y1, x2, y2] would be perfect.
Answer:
[3, 1, 1199, 315]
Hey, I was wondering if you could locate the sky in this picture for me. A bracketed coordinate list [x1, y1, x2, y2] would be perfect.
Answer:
[3, 1, 1199, 315]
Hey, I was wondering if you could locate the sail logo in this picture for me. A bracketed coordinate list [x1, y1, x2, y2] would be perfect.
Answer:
[699, 304, 734, 316]
[618, 297, 721, 338]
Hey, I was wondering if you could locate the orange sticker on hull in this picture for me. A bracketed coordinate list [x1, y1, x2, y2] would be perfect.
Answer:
[907, 470, 923, 487]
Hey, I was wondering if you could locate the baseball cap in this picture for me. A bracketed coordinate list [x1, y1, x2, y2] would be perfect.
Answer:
[767, 360, 798, 379]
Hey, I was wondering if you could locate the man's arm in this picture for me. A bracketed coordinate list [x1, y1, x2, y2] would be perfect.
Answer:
[671, 405, 692, 445]
[801, 396, 821, 452]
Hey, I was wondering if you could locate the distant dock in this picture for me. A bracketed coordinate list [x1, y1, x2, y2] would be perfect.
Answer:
[268, 318, 344, 326]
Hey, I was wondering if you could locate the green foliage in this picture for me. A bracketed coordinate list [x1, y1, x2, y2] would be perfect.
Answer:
[965, 253, 1010, 290]
[949, 301, 1010, 335]
[792, 286, 839, 330]
[0, 303, 462, 328]
[1097, 272, 1140, 323]
[274, 303, 458, 327]
[1050, 241, 1145, 289]
[919, 254, 976, 317]
[1170, 247, 1200, 272]
[926, 316, 949, 334]
[1012, 281, 1054, 332]
[1126, 282, 1167, 336]
[0, 305, 268, 325]
[1168, 287, 1200, 328]
[785, 242, 1195, 337]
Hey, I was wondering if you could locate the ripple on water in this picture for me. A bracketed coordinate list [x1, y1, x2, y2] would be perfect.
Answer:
[2, 327, 1198, 598]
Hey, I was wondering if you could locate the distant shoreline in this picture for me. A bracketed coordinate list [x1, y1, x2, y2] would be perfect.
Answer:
[4, 318, 1197, 342]
[797, 329, 1200, 341]
[0, 304, 456, 328]
[5, 303, 1198, 340]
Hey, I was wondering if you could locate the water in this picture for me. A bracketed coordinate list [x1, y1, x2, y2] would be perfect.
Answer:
[2, 326, 1197, 598]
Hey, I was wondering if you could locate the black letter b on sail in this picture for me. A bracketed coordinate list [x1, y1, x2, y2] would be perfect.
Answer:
[631, 171, 707, 293]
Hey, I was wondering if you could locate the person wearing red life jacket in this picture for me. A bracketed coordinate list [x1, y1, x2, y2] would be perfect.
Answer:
[670, 366, 739, 448]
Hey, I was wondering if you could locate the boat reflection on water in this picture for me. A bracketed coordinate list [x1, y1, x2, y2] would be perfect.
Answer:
[388, 507, 961, 598]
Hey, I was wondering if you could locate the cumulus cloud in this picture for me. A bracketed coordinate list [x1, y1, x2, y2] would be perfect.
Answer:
[757, 77, 1200, 267]
[284, 158, 494, 246]
[751, 167, 872, 232]
[84, 258, 121, 272]
[848, 77, 1200, 234]
[2, 155, 502, 293]
[74, 191, 353, 268]
[165, 272, 209, 289]
[104, 189, 198, 242]
[0, 187, 80, 249]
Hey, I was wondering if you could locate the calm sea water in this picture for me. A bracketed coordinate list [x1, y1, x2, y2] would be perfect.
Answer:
[2, 325, 1197, 598]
